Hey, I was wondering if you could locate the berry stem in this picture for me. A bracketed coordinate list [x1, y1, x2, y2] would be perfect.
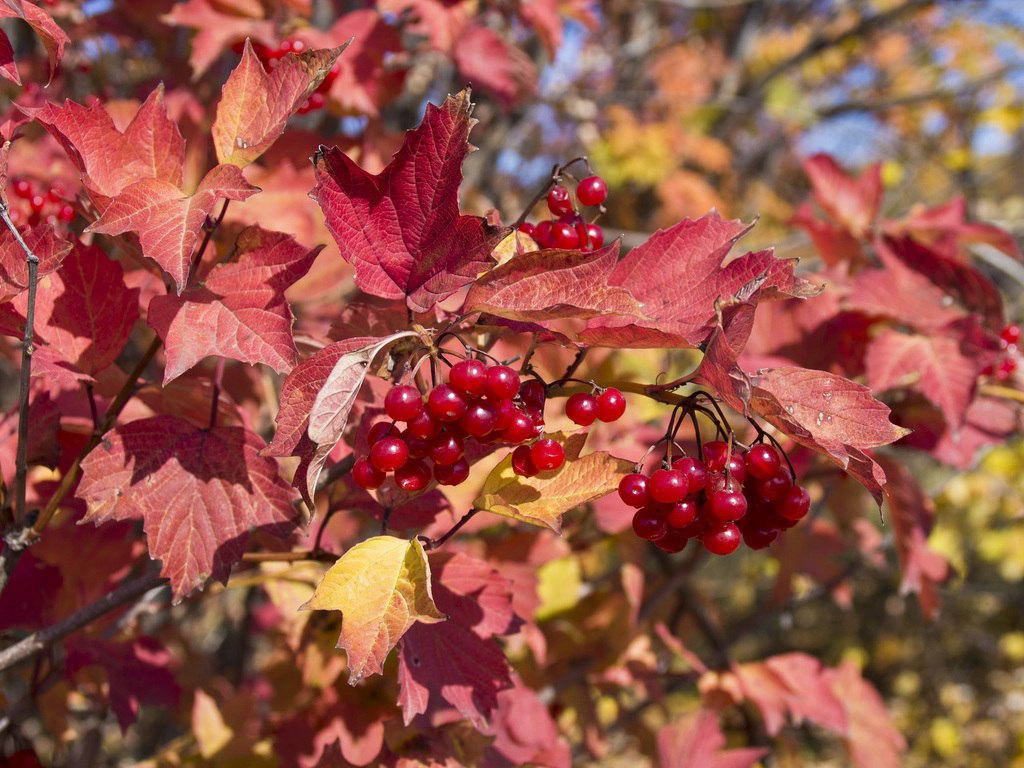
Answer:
[418, 508, 480, 551]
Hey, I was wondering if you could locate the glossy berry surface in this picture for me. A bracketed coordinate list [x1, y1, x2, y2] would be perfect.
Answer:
[632, 506, 667, 541]
[672, 457, 708, 494]
[460, 400, 498, 437]
[370, 437, 409, 472]
[406, 410, 441, 440]
[709, 490, 748, 521]
[648, 469, 687, 504]
[427, 384, 468, 421]
[596, 388, 626, 422]
[1001, 323, 1021, 347]
[385, 385, 423, 422]
[702, 441, 729, 472]
[550, 221, 579, 249]
[565, 392, 599, 426]
[618, 473, 648, 507]
[576, 175, 608, 207]
[353, 457, 385, 490]
[434, 457, 470, 486]
[547, 185, 573, 216]
[666, 498, 697, 528]
[703, 523, 742, 555]
[777, 485, 811, 521]
[530, 438, 565, 471]
[368, 421, 398, 446]
[511, 444, 538, 477]
[429, 433, 464, 465]
[395, 459, 431, 491]
[502, 412, 535, 444]
[745, 444, 781, 479]
[449, 359, 488, 396]
[486, 366, 520, 401]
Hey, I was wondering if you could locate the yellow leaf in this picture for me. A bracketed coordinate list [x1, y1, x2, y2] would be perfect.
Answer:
[192, 689, 233, 759]
[474, 432, 633, 532]
[301, 536, 445, 682]
[535, 555, 582, 620]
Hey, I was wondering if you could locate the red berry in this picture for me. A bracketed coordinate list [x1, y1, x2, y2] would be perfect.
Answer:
[395, 459, 431, 491]
[745, 444, 781, 480]
[672, 457, 709, 494]
[530, 438, 564, 471]
[518, 379, 546, 409]
[502, 410, 536, 444]
[427, 384, 468, 421]
[511, 444, 539, 477]
[547, 185, 573, 216]
[449, 358, 488, 396]
[755, 470, 793, 502]
[406, 434, 431, 459]
[370, 437, 409, 472]
[709, 490, 748, 521]
[583, 223, 604, 250]
[12, 178, 31, 198]
[460, 399, 498, 437]
[666, 498, 698, 528]
[741, 524, 778, 550]
[703, 523, 742, 555]
[549, 221, 579, 250]
[777, 485, 811, 521]
[493, 398, 517, 431]
[596, 388, 626, 422]
[385, 385, 423, 422]
[576, 175, 608, 207]
[725, 454, 746, 483]
[486, 366, 520, 401]
[655, 527, 689, 552]
[429, 432, 464, 466]
[434, 457, 470, 485]
[297, 92, 325, 114]
[565, 392, 599, 426]
[997, 356, 1018, 380]
[632, 506, 667, 541]
[353, 457, 385, 490]
[29, 193, 45, 213]
[702, 441, 729, 472]
[46, 187, 62, 204]
[368, 420, 398, 446]
[519, 221, 537, 239]
[534, 220, 553, 248]
[57, 203, 75, 223]
[1001, 323, 1021, 347]
[648, 468, 687, 504]
[406, 410, 441, 440]
[617, 473, 648, 507]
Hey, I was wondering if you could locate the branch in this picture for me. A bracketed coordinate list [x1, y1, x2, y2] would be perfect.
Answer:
[0, 572, 167, 673]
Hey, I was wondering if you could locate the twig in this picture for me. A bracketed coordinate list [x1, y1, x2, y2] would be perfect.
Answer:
[418, 508, 480, 551]
[209, 357, 226, 430]
[0, 572, 167, 673]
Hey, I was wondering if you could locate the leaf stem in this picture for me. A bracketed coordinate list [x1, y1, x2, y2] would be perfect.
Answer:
[418, 508, 479, 551]
[191, 199, 230, 279]
[208, 357, 226, 430]
[0, 571, 167, 673]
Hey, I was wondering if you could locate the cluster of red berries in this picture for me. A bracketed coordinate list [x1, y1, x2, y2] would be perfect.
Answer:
[519, 175, 608, 252]
[353, 360, 565, 493]
[619, 441, 810, 556]
[983, 322, 1021, 381]
[6, 176, 75, 228]
[230, 38, 339, 114]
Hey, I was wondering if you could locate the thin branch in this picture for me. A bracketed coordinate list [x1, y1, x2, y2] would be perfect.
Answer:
[209, 357, 226, 430]
[418, 508, 480, 551]
[191, 199, 230, 278]
[0, 572, 167, 673]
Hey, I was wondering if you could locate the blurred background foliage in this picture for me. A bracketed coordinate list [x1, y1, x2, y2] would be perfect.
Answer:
[3, 0, 1024, 765]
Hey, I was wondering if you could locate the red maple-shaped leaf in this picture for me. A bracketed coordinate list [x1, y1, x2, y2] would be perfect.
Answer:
[0, 224, 72, 303]
[398, 552, 519, 726]
[481, 672, 572, 768]
[581, 213, 817, 349]
[877, 455, 950, 619]
[865, 327, 979, 434]
[27, 87, 186, 202]
[65, 636, 180, 732]
[463, 243, 644, 322]
[452, 23, 538, 109]
[87, 164, 260, 292]
[0, 388, 60, 487]
[695, 302, 757, 407]
[802, 153, 882, 238]
[883, 196, 1021, 262]
[212, 40, 347, 168]
[747, 366, 910, 504]
[825, 661, 907, 768]
[31, 241, 139, 378]
[312, 89, 508, 312]
[657, 708, 768, 768]
[148, 227, 321, 382]
[161, 0, 276, 77]
[0, 1, 69, 85]
[77, 415, 300, 602]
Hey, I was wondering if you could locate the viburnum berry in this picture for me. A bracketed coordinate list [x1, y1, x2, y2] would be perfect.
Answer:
[406, 410, 441, 440]
[725, 454, 746, 483]
[530, 438, 565, 471]
[777, 485, 811, 521]
[353, 457, 386, 490]
[395, 459, 431, 491]
[632, 506, 667, 541]
[672, 456, 708, 494]
[493, 398, 518, 432]
[709, 489, 748, 522]
[427, 384, 468, 421]
[576, 175, 608, 207]
[741, 524, 778, 550]
[618, 473, 649, 507]
[702, 441, 729, 472]
[57, 203, 75, 223]
[755, 470, 793, 501]
[1000, 323, 1021, 347]
[385, 385, 424, 422]
[596, 388, 626, 422]
[703, 523, 742, 555]
[519, 221, 537, 239]
[367, 421, 399, 446]
[511, 444, 539, 477]
[502, 411, 535, 444]
[429, 432, 464, 465]
[519, 379, 546, 409]
[459, 399, 498, 437]
[486, 365, 520, 401]
[434, 457, 470, 486]
[745, 444, 781, 480]
[406, 434, 431, 459]
[549, 221, 579, 250]
[583, 222, 604, 250]
[666, 498, 698, 528]
[565, 392, 599, 426]
[547, 185, 573, 216]
[449, 358, 488, 396]
[370, 437, 409, 472]
[648, 468, 687, 504]
[534, 220, 553, 248]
